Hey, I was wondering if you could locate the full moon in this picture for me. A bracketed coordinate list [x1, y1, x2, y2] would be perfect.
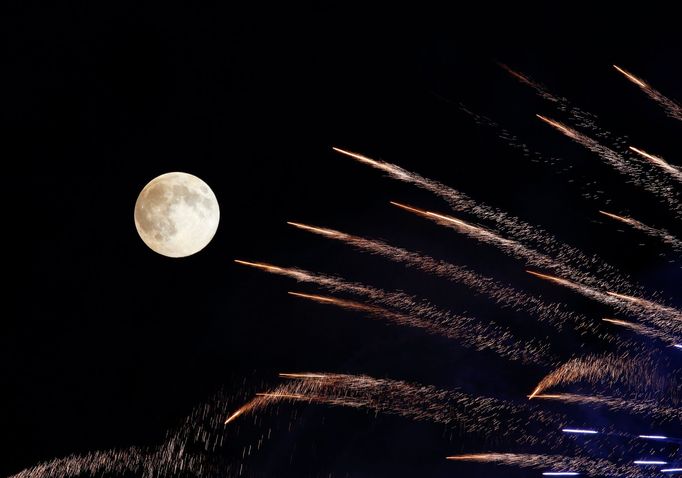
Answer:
[134, 172, 220, 258]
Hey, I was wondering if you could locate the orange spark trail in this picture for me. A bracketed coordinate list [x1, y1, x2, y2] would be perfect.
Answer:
[235, 259, 551, 363]
[287, 221, 601, 337]
[528, 354, 673, 401]
[614, 65, 682, 121]
[390, 201, 681, 334]
[599, 209, 682, 251]
[223, 373, 568, 447]
[526, 270, 682, 337]
[532, 392, 682, 423]
[613, 65, 647, 88]
[537, 114, 682, 217]
[279, 373, 329, 379]
[332, 146, 638, 294]
[536, 114, 578, 138]
[392, 202, 553, 267]
[446, 453, 642, 478]
[598, 210, 637, 226]
[601, 317, 679, 345]
[630, 146, 682, 183]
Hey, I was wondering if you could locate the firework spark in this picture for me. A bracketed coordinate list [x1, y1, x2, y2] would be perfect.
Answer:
[287, 221, 604, 336]
[528, 354, 674, 400]
[532, 392, 682, 424]
[537, 114, 682, 217]
[614, 65, 682, 121]
[526, 270, 682, 339]
[446, 452, 644, 478]
[333, 146, 638, 294]
[600, 210, 682, 252]
[629, 146, 682, 183]
[234, 259, 551, 363]
[224, 373, 570, 447]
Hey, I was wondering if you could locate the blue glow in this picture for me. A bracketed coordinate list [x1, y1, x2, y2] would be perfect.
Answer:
[635, 460, 668, 465]
[639, 435, 668, 440]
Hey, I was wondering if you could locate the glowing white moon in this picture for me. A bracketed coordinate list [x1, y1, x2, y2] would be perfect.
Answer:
[134, 172, 219, 257]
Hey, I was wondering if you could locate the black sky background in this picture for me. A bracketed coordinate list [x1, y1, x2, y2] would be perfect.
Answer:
[7, 3, 682, 477]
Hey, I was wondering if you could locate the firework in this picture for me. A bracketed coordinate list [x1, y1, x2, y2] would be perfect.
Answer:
[333, 146, 638, 293]
[532, 393, 682, 424]
[234, 259, 552, 363]
[224, 373, 570, 447]
[528, 354, 674, 400]
[446, 452, 643, 478]
[614, 65, 682, 121]
[629, 146, 682, 183]
[537, 114, 682, 217]
[287, 221, 603, 336]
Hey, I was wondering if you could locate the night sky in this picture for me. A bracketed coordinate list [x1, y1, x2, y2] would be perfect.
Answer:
[9, 4, 682, 477]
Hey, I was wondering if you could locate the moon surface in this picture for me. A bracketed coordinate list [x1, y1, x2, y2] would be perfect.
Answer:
[134, 172, 219, 258]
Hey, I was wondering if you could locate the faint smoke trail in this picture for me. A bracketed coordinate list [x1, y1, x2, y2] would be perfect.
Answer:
[533, 393, 682, 424]
[447, 453, 644, 478]
[528, 354, 675, 401]
[537, 114, 682, 218]
[599, 210, 682, 252]
[287, 221, 602, 336]
[614, 65, 682, 121]
[332, 146, 639, 294]
[225, 373, 570, 447]
[630, 146, 682, 184]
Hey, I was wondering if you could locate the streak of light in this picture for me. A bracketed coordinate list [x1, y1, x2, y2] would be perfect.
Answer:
[661, 469, 682, 473]
[224, 407, 246, 425]
[629, 146, 682, 180]
[542, 474, 580, 476]
[634, 460, 668, 465]
[639, 435, 668, 440]
[598, 210, 637, 226]
[613, 65, 647, 88]
[255, 392, 308, 400]
[279, 373, 329, 379]
[536, 114, 578, 138]
[561, 429, 598, 435]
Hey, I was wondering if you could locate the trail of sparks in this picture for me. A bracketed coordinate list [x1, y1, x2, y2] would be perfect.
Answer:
[502, 65, 682, 221]
[600, 317, 679, 344]
[629, 146, 682, 184]
[599, 210, 682, 252]
[332, 146, 640, 294]
[224, 373, 571, 448]
[526, 269, 682, 339]
[8, 442, 208, 478]
[537, 114, 682, 218]
[533, 393, 682, 424]
[447, 453, 645, 478]
[614, 65, 682, 121]
[388, 201, 682, 337]
[287, 221, 603, 337]
[235, 259, 551, 364]
[528, 354, 675, 401]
